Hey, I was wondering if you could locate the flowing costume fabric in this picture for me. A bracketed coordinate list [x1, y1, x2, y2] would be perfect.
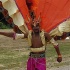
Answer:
[27, 57, 46, 70]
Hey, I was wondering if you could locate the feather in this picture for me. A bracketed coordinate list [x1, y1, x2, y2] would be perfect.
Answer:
[0, 0, 28, 33]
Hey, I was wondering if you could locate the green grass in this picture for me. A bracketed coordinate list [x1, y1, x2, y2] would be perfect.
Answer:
[0, 22, 11, 29]
[0, 40, 70, 69]
[46, 40, 70, 68]
[0, 47, 28, 69]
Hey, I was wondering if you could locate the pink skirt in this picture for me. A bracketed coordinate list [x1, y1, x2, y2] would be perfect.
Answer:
[27, 57, 46, 70]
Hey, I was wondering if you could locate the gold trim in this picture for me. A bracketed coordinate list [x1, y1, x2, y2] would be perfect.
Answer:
[30, 46, 45, 52]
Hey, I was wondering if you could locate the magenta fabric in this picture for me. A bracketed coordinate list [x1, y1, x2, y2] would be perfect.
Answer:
[27, 57, 46, 70]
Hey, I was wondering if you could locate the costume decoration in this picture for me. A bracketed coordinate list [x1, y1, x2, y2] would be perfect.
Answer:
[0, 0, 70, 38]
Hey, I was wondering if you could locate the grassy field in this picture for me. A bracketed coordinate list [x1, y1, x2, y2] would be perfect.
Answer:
[46, 40, 70, 69]
[0, 29, 70, 70]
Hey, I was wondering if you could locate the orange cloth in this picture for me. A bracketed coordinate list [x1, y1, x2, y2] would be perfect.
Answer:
[15, 0, 70, 32]
[31, 0, 39, 11]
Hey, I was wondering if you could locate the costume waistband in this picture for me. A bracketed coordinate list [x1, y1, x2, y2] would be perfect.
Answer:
[30, 52, 45, 58]
[30, 46, 45, 53]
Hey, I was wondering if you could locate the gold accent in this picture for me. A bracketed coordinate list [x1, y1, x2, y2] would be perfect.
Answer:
[19, 25, 28, 34]
[40, 30, 45, 45]
[50, 38, 58, 46]
[30, 46, 45, 52]
[28, 30, 32, 47]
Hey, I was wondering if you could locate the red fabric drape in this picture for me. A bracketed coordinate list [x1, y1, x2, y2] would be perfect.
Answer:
[15, 0, 70, 32]
[15, 0, 31, 29]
